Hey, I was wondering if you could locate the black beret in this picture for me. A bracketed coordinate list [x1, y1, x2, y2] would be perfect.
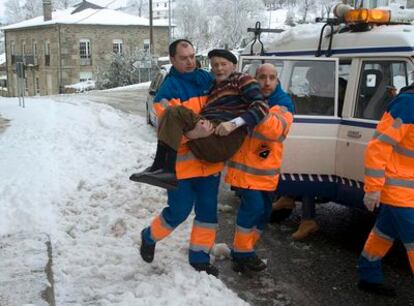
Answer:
[207, 49, 238, 64]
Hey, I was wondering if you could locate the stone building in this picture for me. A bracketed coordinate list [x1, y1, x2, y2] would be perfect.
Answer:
[2, 0, 169, 96]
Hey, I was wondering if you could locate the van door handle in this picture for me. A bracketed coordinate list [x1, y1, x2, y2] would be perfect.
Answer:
[347, 130, 362, 139]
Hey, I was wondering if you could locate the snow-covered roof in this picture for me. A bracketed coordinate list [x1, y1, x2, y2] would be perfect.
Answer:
[2, 7, 169, 30]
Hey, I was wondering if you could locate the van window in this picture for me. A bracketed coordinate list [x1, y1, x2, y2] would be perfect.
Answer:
[289, 61, 336, 116]
[241, 59, 284, 78]
[355, 61, 409, 120]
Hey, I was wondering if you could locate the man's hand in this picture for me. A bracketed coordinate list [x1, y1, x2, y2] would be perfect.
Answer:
[363, 191, 381, 212]
[185, 119, 214, 139]
[215, 121, 237, 136]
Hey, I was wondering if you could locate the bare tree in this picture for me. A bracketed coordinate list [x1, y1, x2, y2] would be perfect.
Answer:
[299, 0, 316, 23]
[213, 0, 266, 49]
[319, 0, 337, 19]
[4, 0, 25, 23]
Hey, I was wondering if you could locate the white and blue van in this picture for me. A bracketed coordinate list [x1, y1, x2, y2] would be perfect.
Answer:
[239, 4, 414, 210]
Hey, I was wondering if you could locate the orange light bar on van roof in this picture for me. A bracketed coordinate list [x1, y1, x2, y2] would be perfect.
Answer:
[344, 9, 391, 24]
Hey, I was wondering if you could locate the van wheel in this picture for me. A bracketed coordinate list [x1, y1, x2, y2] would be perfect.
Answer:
[269, 208, 293, 223]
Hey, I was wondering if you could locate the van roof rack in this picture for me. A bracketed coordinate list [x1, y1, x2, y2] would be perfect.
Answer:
[315, 18, 341, 58]
[247, 21, 285, 55]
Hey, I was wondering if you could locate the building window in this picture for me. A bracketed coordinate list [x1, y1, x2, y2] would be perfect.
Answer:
[164, 3, 167, 7]
[80, 39, 91, 65]
[45, 41, 50, 66]
[113, 39, 123, 54]
[79, 71, 93, 82]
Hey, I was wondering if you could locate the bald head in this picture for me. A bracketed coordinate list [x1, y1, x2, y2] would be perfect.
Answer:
[256, 63, 279, 97]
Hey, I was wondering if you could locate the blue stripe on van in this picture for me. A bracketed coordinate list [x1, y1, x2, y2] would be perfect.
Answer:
[262, 46, 414, 57]
[293, 117, 377, 129]
[340, 120, 377, 128]
[294, 117, 341, 124]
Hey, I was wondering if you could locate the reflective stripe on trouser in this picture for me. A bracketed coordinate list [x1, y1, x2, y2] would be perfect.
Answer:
[358, 205, 414, 283]
[233, 189, 273, 259]
[143, 175, 220, 264]
[189, 220, 217, 255]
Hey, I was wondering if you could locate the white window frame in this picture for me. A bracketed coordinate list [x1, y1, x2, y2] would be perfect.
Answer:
[113, 39, 123, 54]
[79, 39, 91, 59]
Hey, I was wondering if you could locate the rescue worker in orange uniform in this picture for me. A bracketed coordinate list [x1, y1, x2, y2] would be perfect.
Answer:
[225, 63, 294, 272]
[138, 39, 223, 277]
[357, 83, 414, 297]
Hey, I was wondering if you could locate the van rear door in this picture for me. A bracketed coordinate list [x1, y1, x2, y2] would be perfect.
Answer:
[239, 56, 339, 199]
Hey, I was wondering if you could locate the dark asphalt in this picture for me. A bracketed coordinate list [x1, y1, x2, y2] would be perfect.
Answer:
[216, 189, 414, 306]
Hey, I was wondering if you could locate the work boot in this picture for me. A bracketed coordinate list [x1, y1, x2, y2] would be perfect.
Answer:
[232, 255, 267, 273]
[140, 229, 155, 263]
[191, 263, 219, 277]
[272, 196, 296, 211]
[357, 280, 397, 297]
[291, 219, 319, 240]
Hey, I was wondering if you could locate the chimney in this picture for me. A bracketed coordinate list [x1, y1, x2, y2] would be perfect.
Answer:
[43, 0, 52, 21]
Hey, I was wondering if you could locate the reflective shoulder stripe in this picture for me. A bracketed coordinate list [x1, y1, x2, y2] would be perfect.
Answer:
[392, 118, 403, 129]
[160, 99, 170, 109]
[250, 131, 283, 143]
[227, 160, 280, 176]
[395, 144, 414, 158]
[273, 112, 287, 132]
[176, 151, 197, 162]
[365, 167, 385, 178]
[373, 131, 397, 146]
[385, 177, 414, 189]
[279, 106, 288, 113]
[405, 243, 414, 251]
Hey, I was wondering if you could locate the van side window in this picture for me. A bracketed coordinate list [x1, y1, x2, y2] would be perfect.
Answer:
[288, 61, 335, 116]
[355, 61, 408, 120]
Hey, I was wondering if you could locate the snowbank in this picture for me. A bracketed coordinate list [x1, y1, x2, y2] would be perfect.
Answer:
[0, 97, 247, 305]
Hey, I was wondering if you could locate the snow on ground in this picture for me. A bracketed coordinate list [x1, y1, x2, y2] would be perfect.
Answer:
[0, 97, 247, 305]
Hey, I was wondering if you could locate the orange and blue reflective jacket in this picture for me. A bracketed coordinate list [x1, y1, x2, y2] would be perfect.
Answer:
[364, 85, 414, 208]
[154, 67, 223, 179]
[225, 89, 294, 191]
